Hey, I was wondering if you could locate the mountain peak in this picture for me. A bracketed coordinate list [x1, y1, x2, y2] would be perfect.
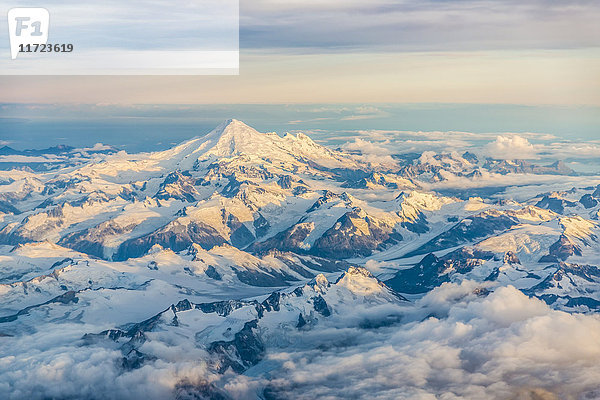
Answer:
[213, 118, 255, 134]
[197, 120, 344, 166]
[154, 119, 358, 171]
[202, 119, 281, 158]
[207, 119, 264, 140]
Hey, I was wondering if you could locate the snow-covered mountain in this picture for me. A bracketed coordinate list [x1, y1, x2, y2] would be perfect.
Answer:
[2, 120, 600, 399]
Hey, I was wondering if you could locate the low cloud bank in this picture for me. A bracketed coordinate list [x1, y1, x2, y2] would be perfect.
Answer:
[259, 283, 600, 399]
[1, 283, 600, 399]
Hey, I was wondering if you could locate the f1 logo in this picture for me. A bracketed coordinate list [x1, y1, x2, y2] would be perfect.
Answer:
[7, 8, 49, 59]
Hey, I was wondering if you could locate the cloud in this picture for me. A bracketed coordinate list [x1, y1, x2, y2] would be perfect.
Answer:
[287, 106, 388, 124]
[6, 0, 239, 51]
[0, 155, 62, 163]
[74, 143, 114, 152]
[241, 0, 600, 53]
[251, 282, 600, 399]
[335, 130, 557, 154]
[340, 106, 389, 121]
[424, 172, 600, 200]
[287, 117, 335, 125]
[541, 142, 600, 160]
[398, 139, 473, 154]
[342, 138, 392, 156]
[0, 322, 226, 400]
[483, 135, 538, 160]
[323, 129, 600, 173]
[341, 138, 398, 167]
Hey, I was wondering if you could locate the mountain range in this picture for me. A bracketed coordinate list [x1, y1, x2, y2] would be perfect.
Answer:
[1, 120, 599, 399]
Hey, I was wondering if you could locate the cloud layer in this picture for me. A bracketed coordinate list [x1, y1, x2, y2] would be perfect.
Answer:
[241, 0, 600, 52]
[2, 282, 600, 399]
[254, 283, 600, 400]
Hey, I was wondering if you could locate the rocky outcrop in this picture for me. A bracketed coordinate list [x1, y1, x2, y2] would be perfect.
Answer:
[114, 221, 227, 261]
[406, 210, 518, 257]
[539, 235, 583, 262]
[311, 209, 402, 259]
[385, 248, 495, 294]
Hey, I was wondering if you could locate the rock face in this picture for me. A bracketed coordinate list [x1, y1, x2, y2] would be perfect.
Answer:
[524, 263, 600, 310]
[208, 319, 265, 373]
[342, 172, 399, 189]
[405, 210, 519, 257]
[114, 221, 228, 261]
[154, 170, 200, 202]
[252, 222, 315, 254]
[580, 194, 599, 209]
[0, 200, 20, 215]
[539, 235, 583, 262]
[385, 248, 495, 294]
[536, 196, 578, 214]
[253, 196, 402, 259]
[503, 251, 521, 265]
[59, 221, 135, 258]
[311, 209, 403, 258]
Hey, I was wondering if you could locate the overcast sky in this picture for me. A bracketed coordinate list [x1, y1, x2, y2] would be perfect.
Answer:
[0, 0, 599, 105]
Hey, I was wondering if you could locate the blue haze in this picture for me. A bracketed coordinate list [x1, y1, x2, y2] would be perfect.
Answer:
[0, 103, 598, 152]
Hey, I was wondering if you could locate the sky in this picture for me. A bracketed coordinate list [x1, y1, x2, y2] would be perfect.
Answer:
[0, 0, 239, 74]
[0, 0, 599, 105]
